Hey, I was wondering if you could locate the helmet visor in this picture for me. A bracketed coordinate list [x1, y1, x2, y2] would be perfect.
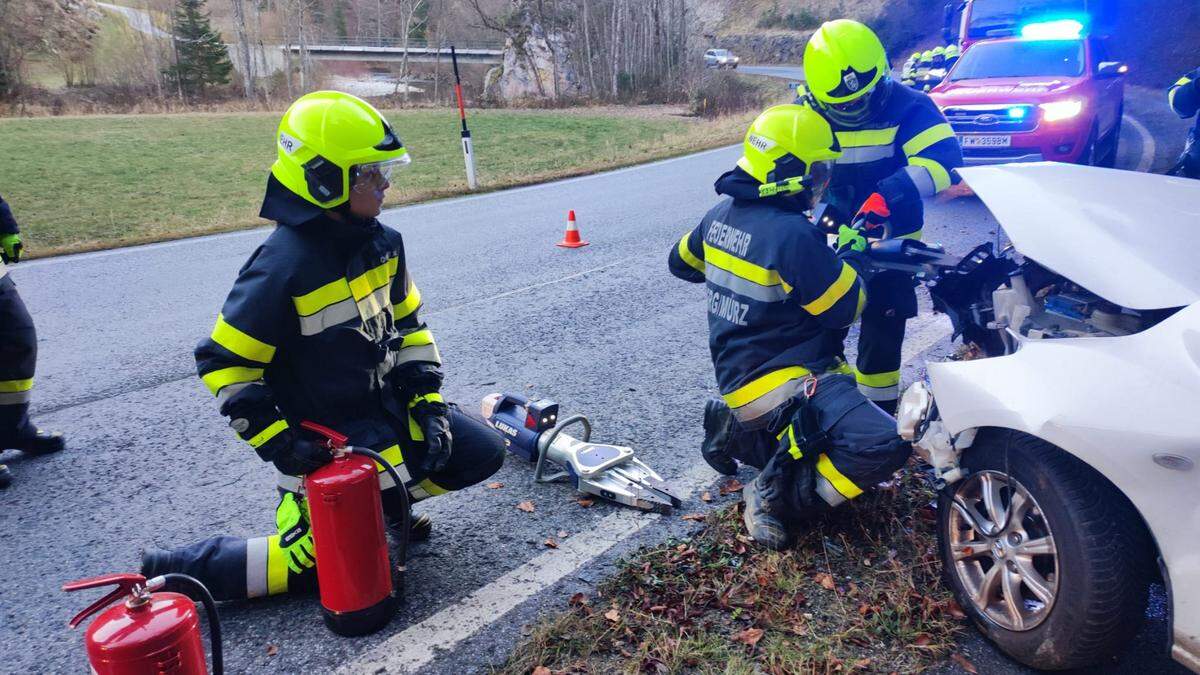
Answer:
[351, 155, 411, 193]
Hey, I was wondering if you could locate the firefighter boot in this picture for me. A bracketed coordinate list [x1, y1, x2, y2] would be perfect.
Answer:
[700, 399, 738, 476]
[13, 429, 66, 456]
[0, 463, 11, 489]
[389, 511, 433, 543]
[742, 473, 793, 550]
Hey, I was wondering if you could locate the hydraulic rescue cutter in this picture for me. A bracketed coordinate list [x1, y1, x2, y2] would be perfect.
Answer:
[482, 393, 682, 514]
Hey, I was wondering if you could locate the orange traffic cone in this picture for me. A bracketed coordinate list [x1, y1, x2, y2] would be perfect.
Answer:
[556, 210, 589, 248]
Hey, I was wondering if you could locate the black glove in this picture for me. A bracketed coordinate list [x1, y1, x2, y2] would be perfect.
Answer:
[272, 437, 334, 476]
[412, 401, 453, 473]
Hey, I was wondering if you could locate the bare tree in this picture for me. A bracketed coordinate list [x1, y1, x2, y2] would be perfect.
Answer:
[229, 0, 255, 98]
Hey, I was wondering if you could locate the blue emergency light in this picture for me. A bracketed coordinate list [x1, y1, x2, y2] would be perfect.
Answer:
[1020, 18, 1086, 40]
[1008, 107, 1028, 120]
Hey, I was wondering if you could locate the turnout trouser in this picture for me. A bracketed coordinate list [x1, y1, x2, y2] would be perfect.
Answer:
[725, 374, 911, 515]
[152, 405, 505, 601]
[0, 276, 38, 448]
[854, 272, 918, 413]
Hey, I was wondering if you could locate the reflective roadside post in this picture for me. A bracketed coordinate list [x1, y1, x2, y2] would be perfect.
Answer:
[451, 46, 478, 190]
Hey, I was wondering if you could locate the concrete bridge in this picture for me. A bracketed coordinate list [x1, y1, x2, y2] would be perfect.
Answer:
[281, 38, 504, 64]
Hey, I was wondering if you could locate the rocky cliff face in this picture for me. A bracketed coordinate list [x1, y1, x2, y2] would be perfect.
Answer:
[700, 0, 945, 65]
[482, 18, 588, 102]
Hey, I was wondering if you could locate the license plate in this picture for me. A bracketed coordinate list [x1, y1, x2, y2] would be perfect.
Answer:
[960, 134, 1012, 148]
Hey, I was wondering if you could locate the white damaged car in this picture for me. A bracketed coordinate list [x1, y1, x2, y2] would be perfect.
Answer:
[876, 163, 1200, 671]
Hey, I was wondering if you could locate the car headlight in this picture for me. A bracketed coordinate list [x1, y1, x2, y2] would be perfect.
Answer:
[1040, 99, 1084, 122]
[896, 381, 934, 442]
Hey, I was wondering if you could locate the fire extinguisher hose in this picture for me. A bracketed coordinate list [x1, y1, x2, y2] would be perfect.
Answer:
[159, 573, 224, 675]
[347, 447, 410, 597]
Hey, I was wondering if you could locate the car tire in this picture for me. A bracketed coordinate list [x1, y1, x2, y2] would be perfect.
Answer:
[1098, 106, 1123, 169]
[936, 429, 1151, 671]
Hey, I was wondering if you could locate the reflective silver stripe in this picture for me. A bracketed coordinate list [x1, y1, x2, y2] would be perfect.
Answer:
[409, 485, 432, 501]
[0, 260, 6, 279]
[377, 461, 413, 491]
[393, 343, 442, 367]
[836, 145, 895, 164]
[816, 476, 848, 507]
[245, 536, 271, 599]
[730, 378, 804, 423]
[858, 383, 900, 401]
[904, 164, 937, 198]
[298, 297, 359, 336]
[216, 381, 257, 406]
[276, 472, 304, 493]
[705, 266, 788, 302]
[357, 284, 391, 322]
[0, 390, 31, 405]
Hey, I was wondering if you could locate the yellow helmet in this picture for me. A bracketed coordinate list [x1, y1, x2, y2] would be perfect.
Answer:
[272, 90, 410, 208]
[737, 104, 842, 198]
[803, 20, 892, 126]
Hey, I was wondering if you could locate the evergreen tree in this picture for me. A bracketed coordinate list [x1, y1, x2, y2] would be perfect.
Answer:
[164, 0, 233, 100]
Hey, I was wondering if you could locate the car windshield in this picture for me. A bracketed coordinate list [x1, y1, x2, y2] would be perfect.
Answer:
[966, 0, 1087, 38]
[711, 50, 730, 56]
[949, 39, 1084, 80]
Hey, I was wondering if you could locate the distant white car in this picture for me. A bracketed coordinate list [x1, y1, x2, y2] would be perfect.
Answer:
[887, 164, 1200, 672]
[703, 49, 739, 69]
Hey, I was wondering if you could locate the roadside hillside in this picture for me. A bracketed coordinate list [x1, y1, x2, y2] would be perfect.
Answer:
[693, 0, 948, 65]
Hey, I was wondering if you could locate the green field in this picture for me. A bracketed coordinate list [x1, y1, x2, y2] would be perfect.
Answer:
[0, 109, 746, 256]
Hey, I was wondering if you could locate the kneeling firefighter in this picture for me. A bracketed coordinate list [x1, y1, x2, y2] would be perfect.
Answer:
[667, 105, 911, 549]
[800, 20, 963, 413]
[142, 91, 505, 600]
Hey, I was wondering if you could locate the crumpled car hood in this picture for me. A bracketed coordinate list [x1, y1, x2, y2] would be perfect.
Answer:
[959, 163, 1200, 310]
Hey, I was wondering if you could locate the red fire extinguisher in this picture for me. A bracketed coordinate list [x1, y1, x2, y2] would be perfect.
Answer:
[63, 572, 223, 675]
[301, 420, 411, 637]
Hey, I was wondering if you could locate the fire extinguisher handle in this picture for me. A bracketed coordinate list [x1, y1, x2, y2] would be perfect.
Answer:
[62, 573, 147, 628]
[300, 420, 350, 449]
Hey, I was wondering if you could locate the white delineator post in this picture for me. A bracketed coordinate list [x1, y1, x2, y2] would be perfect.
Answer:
[451, 46, 478, 190]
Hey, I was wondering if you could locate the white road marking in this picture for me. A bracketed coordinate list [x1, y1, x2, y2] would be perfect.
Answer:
[343, 309, 955, 674]
[340, 461, 720, 674]
[426, 261, 628, 316]
[902, 312, 953, 366]
[1125, 114, 1157, 174]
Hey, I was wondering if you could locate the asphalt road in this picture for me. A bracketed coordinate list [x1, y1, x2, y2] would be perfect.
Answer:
[0, 112, 1187, 673]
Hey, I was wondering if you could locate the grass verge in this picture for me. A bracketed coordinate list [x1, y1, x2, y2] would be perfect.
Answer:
[0, 108, 754, 258]
[501, 467, 966, 674]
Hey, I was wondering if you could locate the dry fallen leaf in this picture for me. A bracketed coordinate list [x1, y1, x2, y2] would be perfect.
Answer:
[681, 513, 707, 522]
[265, 645, 279, 657]
[544, 538, 558, 549]
[857, 603, 871, 616]
[700, 491, 713, 502]
[486, 482, 503, 489]
[568, 592, 589, 607]
[815, 573, 836, 590]
[945, 599, 967, 620]
[853, 658, 872, 670]
[577, 497, 594, 508]
[649, 605, 667, 613]
[950, 653, 978, 674]
[532, 667, 552, 675]
[516, 500, 535, 513]
[719, 479, 745, 495]
[914, 634, 933, 647]
[731, 627, 764, 647]
[604, 608, 621, 623]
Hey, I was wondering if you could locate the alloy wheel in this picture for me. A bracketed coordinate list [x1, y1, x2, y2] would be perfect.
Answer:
[947, 471, 1060, 631]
